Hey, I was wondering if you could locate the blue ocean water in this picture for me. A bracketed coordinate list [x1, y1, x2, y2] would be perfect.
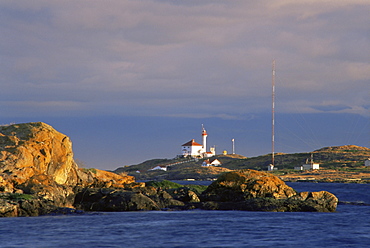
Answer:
[0, 183, 369, 248]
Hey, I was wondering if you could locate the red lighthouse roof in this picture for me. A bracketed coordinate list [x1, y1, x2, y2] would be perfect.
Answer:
[182, 139, 202, 147]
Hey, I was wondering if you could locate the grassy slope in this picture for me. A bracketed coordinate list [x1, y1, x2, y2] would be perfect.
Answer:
[114, 145, 370, 181]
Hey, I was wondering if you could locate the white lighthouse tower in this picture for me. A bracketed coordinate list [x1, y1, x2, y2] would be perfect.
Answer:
[202, 124, 207, 153]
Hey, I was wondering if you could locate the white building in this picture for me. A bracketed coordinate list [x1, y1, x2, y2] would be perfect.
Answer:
[149, 165, 167, 171]
[302, 163, 320, 170]
[210, 159, 221, 166]
[204, 147, 216, 158]
[181, 125, 216, 158]
[202, 159, 221, 167]
[181, 139, 204, 157]
[295, 155, 320, 170]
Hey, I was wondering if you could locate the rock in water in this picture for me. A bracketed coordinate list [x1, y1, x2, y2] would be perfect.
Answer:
[0, 122, 135, 217]
[201, 169, 296, 201]
[0, 123, 338, 215]
[200, 170, 338, 212]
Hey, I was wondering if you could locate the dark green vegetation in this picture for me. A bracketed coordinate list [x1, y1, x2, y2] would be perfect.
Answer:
[114, 145, 370, 181]
[146, 180, 208, 195]
[82, 168, 97, 174]
[146, 180, 183, 189]
[0, 193, 34, 201]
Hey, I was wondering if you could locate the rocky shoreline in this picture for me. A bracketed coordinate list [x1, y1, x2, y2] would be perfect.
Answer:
[0, 122, 338, 217]
[278, 170, 370, 184]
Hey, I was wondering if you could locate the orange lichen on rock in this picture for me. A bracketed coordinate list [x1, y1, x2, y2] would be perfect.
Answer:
[204, 169, 296, 201]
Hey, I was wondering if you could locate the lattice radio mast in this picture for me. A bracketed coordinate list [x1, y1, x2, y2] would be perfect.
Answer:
[271, 60, 276, 167]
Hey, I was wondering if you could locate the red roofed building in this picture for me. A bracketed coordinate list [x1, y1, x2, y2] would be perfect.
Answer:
[180, 125, 216, 158]
[181, 139, 203, 157]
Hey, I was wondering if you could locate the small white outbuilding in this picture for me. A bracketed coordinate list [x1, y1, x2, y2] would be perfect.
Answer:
[202, 159, 222, 167]
[210, 159, 221, 166]
[295, 154, 320, 170]
[149, 166, 167, 171]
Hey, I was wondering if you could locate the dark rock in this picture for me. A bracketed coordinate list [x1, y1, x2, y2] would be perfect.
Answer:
[198, 197, 336, 212]
[73, 186, 189, 212]
[47, 207, 85, 215]
[74, 188, 161, 211]
[0, 198, 18, 217]
[0, 194, 59, 217]
[167, 187, 200, 203]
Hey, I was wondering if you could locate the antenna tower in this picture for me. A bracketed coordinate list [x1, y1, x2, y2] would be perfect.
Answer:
[271, 60, 276, 167]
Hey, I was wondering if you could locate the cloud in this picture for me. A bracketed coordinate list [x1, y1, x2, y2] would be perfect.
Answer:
[310, 104, 351, 112]
[1, 0, 369, 119]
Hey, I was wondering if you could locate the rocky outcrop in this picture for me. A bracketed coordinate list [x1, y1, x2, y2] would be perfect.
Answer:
[201, 169, 296, 202]
[73, 170, 338, 213]
[0, 122, 77, 186]
[0, 122, 338, 216]
[0, 122, 135, 217]
[74, 187, 185, 211]
[199, 170, 338, 212]
[167, 187, 201, 203]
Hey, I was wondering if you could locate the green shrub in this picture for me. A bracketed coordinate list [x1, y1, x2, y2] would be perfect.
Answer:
[0, 193, 34, 201]
[146, 180, 208, 194]
[83, 168, 97, 174]
[184, 184, 208, 195]
[146, 180, 182, 189]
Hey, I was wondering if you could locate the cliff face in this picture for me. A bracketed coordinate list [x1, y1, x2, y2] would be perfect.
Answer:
[0, 122, 135, 216]
[0, 122, 77, 187]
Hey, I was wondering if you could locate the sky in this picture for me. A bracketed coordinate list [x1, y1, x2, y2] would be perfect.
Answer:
[1, 0, 369, 170]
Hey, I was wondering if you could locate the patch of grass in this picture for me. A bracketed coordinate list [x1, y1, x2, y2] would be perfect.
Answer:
[0, 193, 34, 201]
[184, 184, 208, 195]
[146, 180, 208, 196]
[83, 168, 97, 174]
[146, 180, 182, 189]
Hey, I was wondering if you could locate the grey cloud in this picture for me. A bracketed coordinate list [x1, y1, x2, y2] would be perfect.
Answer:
[310, 104, 352, 112]
[1, 0, 369, 119]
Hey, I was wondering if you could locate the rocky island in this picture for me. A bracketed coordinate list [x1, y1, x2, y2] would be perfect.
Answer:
[0, 122, 338, 217]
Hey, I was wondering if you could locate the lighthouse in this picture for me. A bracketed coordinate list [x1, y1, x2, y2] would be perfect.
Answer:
[180, 125, 215, 158]
[202, 124, 207, 153]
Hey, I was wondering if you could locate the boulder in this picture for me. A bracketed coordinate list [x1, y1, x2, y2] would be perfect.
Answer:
[200, 170, 338, 212]
[0, 122, 136, 217]
[74, 187, 185, 211]
[167, 187, 200, 203]
[74, 188, 160, 211]
[0, 122, 77, 186]
[0, 194, 59, 217]
[201, 169, 296, 202]
[133, 187, 185, 209]
[78, 168, 135, 188]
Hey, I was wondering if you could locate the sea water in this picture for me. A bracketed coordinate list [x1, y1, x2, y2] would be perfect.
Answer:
[0, 183, 369, 248]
